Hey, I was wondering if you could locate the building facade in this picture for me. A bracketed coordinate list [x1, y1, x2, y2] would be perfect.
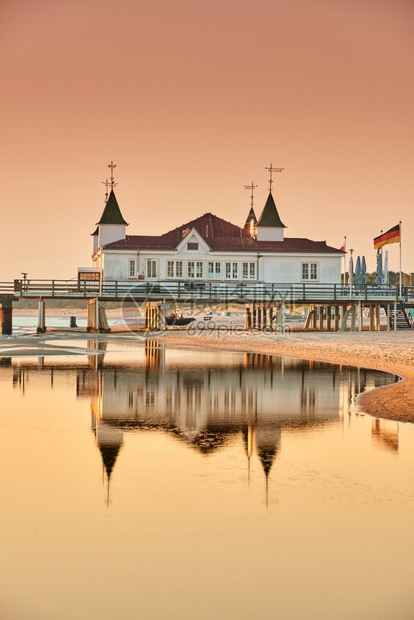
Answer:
[91, 189, 343, 285]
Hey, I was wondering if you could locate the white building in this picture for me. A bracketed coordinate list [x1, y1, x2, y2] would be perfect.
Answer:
[91, 188, 343, 285]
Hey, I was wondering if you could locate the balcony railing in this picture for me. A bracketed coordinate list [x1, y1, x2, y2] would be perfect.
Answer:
[1, 279, 404, 304]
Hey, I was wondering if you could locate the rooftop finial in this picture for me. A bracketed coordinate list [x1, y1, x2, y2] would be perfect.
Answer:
[102, 178, 110, 203]
[107, 160, 117, 191]
[244, 181, 258, 210]
[265, 163, 284, 193]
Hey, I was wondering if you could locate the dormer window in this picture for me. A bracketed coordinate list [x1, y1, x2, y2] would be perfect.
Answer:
[187, 242, 199, 251]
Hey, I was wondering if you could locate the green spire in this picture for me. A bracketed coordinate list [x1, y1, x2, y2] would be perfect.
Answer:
[256, 193, 286, 228]
[97, 190, 128, 226]
[243, 206, 257, 231]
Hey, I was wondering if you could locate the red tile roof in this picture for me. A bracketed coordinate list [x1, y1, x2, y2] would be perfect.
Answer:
[162, 212, 249, 242]
[101, 212, 343, 254]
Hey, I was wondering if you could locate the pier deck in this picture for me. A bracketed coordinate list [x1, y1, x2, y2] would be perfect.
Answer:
[1, 279, 408, 304]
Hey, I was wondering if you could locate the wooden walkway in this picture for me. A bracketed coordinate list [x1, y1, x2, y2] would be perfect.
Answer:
[1, 280, 413, 334]
[1, 279, 406, 304]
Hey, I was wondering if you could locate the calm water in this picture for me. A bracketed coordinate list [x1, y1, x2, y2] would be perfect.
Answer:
[0, 339, 413, 620]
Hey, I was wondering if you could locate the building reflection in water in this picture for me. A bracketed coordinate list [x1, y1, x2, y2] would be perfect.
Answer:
[2, 340, 398, 504]
[77, 342, 397, 504]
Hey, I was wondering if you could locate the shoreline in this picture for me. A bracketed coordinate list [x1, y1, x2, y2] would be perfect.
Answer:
[1, 328, 414, 424]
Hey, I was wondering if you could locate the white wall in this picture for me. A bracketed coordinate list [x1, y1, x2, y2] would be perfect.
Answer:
[261, 254, 341, 284]
[100, 237, 341, 285]
[256, 227, 284, 242]
[102, 253, 131, 280]
[99, 224, 126, 247]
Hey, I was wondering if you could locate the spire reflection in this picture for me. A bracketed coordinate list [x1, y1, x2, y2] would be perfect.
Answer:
[0, 340, 398, 506]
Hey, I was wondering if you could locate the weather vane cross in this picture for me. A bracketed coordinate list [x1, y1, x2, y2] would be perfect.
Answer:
[107, 160, 117, 191]
[102, 178, 110, 203]
[244, 182, 258, 209]
[265, 163, 284, 192]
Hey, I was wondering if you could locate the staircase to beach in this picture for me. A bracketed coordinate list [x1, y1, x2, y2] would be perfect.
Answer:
[386, 302, 413, 329]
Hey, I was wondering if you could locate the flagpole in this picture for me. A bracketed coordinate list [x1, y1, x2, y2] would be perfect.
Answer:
[344, 236, 346, 286]
[399, 221, 402, 297]
[342, 236, 346, 286]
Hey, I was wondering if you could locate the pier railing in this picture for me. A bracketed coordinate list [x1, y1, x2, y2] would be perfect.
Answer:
[2, 279, 402, 304]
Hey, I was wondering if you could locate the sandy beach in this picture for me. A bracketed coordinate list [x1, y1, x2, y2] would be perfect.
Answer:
[2, 322, 414, 424]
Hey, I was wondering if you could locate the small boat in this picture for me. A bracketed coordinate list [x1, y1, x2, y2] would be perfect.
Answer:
[165, 315, 195, 327]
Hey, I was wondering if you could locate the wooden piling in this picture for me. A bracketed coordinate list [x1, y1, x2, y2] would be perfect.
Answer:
[326, 306, 332, 331]
[0, 295, 17, 336]
[245, 306, 252, 330]
[318, 306, 324, 330]
[334, 306, 340, 331]
[304, 305, 315, 329]
[350, 305, 356, 331]
[145, 302, 162, 331]
[87, 299, 97, 332]
[0, 306, 12, 335]
[369, 305, 375, 331]
[375, 304, 380, 331]
[267, 306, 273, 330]
[37, 299, 46, 334]
[257, 306, 262, 330]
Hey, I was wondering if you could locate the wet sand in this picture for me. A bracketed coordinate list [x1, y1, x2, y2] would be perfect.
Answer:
[1, 327, 414, 423]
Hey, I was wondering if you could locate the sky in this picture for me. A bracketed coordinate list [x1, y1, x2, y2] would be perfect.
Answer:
[1, 0, 413, 281]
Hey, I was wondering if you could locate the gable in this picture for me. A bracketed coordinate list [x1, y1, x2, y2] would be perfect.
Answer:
[174, 228, 211, 253]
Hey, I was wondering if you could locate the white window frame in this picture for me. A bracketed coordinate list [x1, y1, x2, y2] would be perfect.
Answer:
[129, 259, 136, 279]
[208, 262, 221, 280]
[196, 261, 203, 279]
[301, 262, 319, 282]
[242, 262, 256, 280]
[166, 260, 183, 279]
[225, 262, 238, 280]
[147, 260, 157, 279]
[167, 261, 174, 278]
[187, 261, 195, 279]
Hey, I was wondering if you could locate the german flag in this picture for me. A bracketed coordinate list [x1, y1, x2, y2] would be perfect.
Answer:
[373, 224, 400, 250]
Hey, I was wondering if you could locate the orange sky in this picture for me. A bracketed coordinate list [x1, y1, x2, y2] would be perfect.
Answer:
[1, 0, 413, 281]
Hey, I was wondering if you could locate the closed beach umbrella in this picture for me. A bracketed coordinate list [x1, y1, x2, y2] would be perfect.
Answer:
[383, 250, 389, 286]
[376, 251, 383, 286]
[361, 256, 367, 285]
[348, 255, 354, 284]
[355, 256, 361, 285]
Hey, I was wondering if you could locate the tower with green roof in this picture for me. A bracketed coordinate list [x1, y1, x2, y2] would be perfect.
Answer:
[94, 189, 128, 250]
[244, 206, 257, 237]
[256, 192, 286, 241]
